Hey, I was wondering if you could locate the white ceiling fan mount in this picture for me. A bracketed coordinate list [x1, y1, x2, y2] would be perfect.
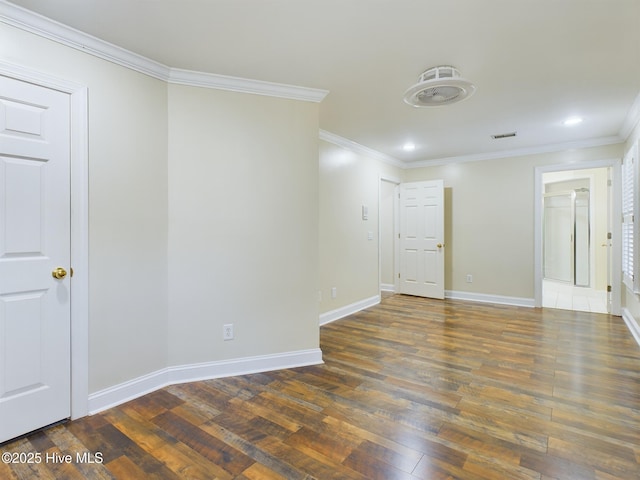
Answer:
[403, 65, 476, 107]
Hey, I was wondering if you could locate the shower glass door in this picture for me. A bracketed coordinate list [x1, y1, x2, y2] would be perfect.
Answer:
[543, 189, 590, 286]
[544, 193, 573, 283]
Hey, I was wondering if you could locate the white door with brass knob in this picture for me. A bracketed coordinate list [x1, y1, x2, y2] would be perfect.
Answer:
[0, 75, 71, 442]
[398, 180, 445, 299]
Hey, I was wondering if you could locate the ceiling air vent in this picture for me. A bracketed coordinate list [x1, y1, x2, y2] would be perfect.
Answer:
[403, 65, 476, 107]
[491, 132, 517, 139]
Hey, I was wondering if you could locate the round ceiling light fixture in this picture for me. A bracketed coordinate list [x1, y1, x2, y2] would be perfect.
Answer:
[403, 65, 476, 107]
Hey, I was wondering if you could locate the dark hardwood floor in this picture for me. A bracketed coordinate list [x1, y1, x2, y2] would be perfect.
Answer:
[2, 294, 640, 479]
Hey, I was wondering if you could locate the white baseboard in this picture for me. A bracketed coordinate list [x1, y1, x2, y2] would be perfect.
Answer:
[621, 308, 640, 348]
[380, 283, 396, 292]
[319, 295, 380, 326]
[81, 295, 640, 416]
[88, 348, 323, 414]
[89, 368, 170, 415]
[445, 290, 535, 308]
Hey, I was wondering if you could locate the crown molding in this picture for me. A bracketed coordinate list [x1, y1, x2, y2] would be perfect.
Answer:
[405, 135, 624, 169]
[169, 68, 328, 103]
[0, 0, 170, 80]
[0, 0, 328, 103]
[319, 130, 405, 168]
[403, 91, 639, 166]
[620, 90, 640, 142]
[319, 128, 624, 170]
[3, 0, 636, 154]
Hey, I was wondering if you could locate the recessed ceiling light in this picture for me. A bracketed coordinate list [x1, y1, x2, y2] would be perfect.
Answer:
[402, 143, 416, 152]
[563, 116, 583, 126]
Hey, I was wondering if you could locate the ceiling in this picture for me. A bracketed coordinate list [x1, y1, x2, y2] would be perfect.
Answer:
[6, 0, 640, 166]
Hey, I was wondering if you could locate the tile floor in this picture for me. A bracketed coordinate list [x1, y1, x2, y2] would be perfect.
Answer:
[542, 279, 608, 313]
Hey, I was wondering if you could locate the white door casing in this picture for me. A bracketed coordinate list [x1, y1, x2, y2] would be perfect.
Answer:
[0, 75, 71, 442]
[398, 180, 445, 299]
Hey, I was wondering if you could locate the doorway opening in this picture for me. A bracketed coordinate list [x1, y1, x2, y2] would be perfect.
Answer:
[543, 185, 590, 286]
[542, 175, 606, 312]
[537, 165, 616, 314]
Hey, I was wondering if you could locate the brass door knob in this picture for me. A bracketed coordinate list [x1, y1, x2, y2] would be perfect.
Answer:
[437, 243, 444, 248]
[52, 267, 68, 280]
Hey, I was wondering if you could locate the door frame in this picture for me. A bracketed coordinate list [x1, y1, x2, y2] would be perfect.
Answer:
[534, 158, 621, 315]
[1, 60, 89, 419]
[378, 174, 401, 295]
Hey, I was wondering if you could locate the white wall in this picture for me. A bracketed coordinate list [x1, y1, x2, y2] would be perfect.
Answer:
[167, 84, 320, 365]
[404, 144, 623, 301]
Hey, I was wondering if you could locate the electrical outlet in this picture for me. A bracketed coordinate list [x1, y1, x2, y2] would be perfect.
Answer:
[466, 274, 473, 283]
[331, 287, 337, 299]
[223, 323, 234, 341]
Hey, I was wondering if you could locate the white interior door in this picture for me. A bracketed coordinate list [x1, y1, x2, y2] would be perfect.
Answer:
[398, 180, 445, 299]
[0, 75, 71, 442]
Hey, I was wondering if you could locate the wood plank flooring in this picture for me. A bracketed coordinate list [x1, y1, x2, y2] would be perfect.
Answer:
[2, 295, 640, 479]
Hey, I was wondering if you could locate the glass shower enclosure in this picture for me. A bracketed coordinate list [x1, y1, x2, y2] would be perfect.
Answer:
[543, 187, 590, 287]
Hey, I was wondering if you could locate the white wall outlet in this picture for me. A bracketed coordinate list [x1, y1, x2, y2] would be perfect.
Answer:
[331, 287, 337, 299]
[223, 323, 234, 340]
[466, 274, 473, 283]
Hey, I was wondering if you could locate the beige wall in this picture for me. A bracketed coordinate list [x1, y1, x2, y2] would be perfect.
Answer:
[318, 138, 625, 310]
[318, 140, 402, 314]
[404, 144, 623, 299]
[4, 19, 638, 402]
[1, 24, 170, 393]
[1, 23, 321, 395]
[167, 84, 320, 364]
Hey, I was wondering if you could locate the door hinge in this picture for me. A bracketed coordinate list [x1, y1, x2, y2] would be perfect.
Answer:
[607, 285, 612, 293]
[607, 232, 612, 240]
[398, 273, 400, 279]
